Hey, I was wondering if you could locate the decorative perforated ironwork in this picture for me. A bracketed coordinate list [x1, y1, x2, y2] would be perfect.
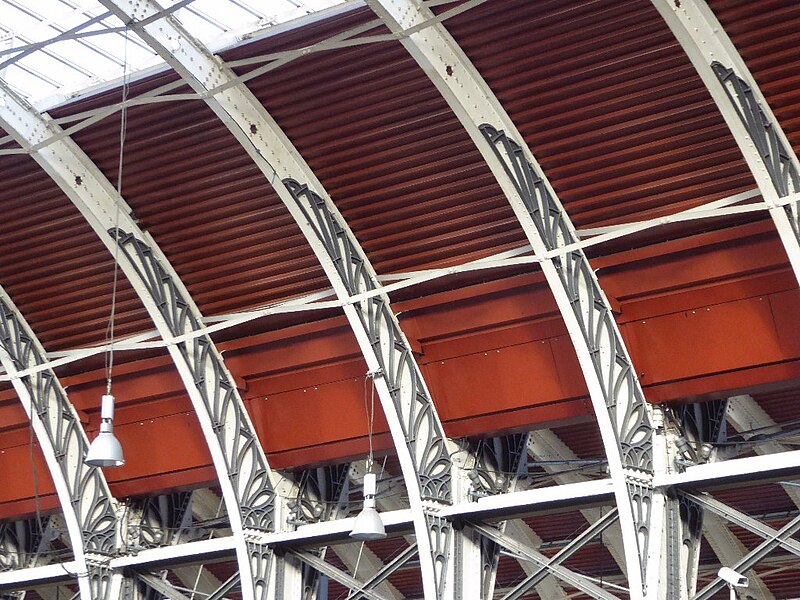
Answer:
[428, 514, 452, 598]
[0, 520, 39, 571]
[711, 62, 800, 234]
[133, 492, 193, 548]
[479, 125, 653, 471]
[469, 433, 529, 498]
[474, 434, 529, 599]
[479, 124, 656, 585]
[291, 464, 350, 526]
[0, 298, 118, 555]
[113, 229, 276, 533]
[248, 540, 273, 600]
[282, 179, 452, 503]
[88, 563, 113, 600]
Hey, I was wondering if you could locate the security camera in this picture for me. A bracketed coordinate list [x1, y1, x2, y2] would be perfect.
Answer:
[718, 567, 749, 587]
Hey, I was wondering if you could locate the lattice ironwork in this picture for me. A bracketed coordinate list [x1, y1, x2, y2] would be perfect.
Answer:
[0, 299, 117, 555]
[711, 61, 800, 234]
[133, 492, 193, 549]
[282, 179, 452, 503]
[479, 124, 656, 586]
[0, 520, 40, 572]
[114, 229, 276, 533]
[290, 464, 350, 526]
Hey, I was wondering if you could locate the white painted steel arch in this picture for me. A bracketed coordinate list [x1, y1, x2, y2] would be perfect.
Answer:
[366, 1, 667, 598]
[652, 0, 800, 284]
[0, 285, 122, 600]
[0, 83, 282, 600]
[93, 2, 462, 598]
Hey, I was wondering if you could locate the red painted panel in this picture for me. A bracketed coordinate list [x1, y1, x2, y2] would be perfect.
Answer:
[0, 439, 58, 519]
[423, 336, 585, 420]
[247, 375, 389, 454]
[624, 291, 800, 398]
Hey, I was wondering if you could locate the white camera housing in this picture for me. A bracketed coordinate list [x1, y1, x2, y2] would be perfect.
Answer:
[718, 567, 749, 587]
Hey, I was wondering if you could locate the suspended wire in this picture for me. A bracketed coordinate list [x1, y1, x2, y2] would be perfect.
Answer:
[104, 28, 129, 395]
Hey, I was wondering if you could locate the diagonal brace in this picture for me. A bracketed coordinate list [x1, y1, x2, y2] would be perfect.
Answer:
[206, 572, 241, 600]
[472, 522, 620, 599]
[694, 512, 800, 600]
[500, 509, 619, 600]
[687, 493, 800, 556]
[137, 572, 191, 600]
[291, 550, 392, 600]
[345, 543, 418, 600]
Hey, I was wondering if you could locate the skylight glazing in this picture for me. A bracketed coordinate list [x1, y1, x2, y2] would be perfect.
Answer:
[0, 0, 346, 106]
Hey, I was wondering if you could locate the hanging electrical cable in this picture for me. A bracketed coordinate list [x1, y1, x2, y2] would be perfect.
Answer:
[85, 29, 130, 468]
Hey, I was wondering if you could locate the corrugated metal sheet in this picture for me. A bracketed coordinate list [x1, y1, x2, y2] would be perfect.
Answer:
[708, 0, 800, 156]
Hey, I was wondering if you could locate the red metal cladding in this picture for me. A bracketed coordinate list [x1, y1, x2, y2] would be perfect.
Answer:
[439, 0, 756, 228]
[53, 75, 330, 318]
[0, 148, 151, 350]
[708, 0, 800, 156]
[228, 7, 524, 275]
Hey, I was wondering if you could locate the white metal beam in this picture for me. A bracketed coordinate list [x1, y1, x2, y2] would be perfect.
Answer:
[366, 1, 666, 597]
[652, 0, 800, 283]
[0, 82, 282, 600]
[93, 2, 461, 598]
[0, 285, 123, 600]
[654, 449, 800, 489]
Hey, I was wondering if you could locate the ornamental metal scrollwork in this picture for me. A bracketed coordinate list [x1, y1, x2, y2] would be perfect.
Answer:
[711, 62, 800, 235]
[281, 180, 452, 503]
[479, 125, 656, 586]
[0, 519, 40, 571]
[290, 464, 350, 526]
[112, 229, 276, 533]
[133, 492, 193, 548]
[0, 300, 117, 555]
[469, 433, 529, 498]
[478, 125, 654, 473]
[248, 540, 272, 600]
[427, 514, 453, 597]
[88, 563, 113, 600]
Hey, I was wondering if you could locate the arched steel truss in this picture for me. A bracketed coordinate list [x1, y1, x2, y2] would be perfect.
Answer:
[366, 0, 669, 597]
[0, 285, 122, 600]
[0, 83, 283, 600]
[652, 0, 800, 283]
[1, 2, 800, 600]
[93, 1, 462, 597]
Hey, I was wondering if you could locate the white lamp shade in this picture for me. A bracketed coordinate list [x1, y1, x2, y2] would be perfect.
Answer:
[349, 506, 386, 541]
[85, 430, 125, 467]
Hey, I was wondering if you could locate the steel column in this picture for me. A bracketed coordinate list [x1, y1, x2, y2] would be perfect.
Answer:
[0, 285, 122, 600]
[367, 1, 666, 597]
[94, 2, 461, 598]
[0, 84, 281, 600]
[652, 0, 800, 283]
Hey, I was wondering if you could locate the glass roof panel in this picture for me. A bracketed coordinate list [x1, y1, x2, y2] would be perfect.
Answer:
[0, 0, 347, 106]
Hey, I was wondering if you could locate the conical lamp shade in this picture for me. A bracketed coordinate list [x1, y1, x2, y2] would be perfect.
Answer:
[349, 506, 386, 541]
[85, 430, 125, 467]
[85, 395, 124, 467]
